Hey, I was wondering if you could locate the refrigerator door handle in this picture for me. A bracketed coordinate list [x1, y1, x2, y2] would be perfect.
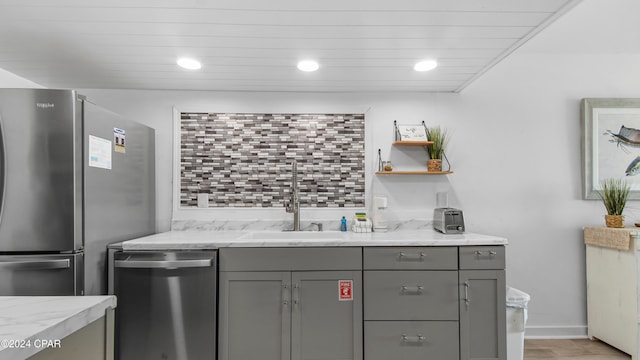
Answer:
[114, 259, 212, 269]
[0, 113, 6, 224]
[0, 259, 71, 270]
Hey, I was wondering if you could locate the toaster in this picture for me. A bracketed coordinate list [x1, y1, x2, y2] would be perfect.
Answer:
[433, 208, 465, 234]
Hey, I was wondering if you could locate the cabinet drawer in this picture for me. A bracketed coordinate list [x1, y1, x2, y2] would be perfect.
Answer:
[364, 271, 458, 320]
[363, 247, 457, 270]
[459, 246, 505, 270]
[219, 247, 362, 271]
[364, 321, 459, 360]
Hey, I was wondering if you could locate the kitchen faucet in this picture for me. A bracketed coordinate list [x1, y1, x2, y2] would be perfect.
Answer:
[285, 161, 301, 231]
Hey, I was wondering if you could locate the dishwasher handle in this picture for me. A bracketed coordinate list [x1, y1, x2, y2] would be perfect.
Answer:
[115, 258, 212, 269]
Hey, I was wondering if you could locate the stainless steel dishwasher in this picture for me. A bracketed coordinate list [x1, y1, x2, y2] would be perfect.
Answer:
[112, 250, 217, 360]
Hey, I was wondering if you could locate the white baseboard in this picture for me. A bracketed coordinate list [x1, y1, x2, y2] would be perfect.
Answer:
[524, 325, 588, 339]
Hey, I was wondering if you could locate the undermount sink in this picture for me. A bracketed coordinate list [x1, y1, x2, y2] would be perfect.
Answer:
[243, 231, 345, 241]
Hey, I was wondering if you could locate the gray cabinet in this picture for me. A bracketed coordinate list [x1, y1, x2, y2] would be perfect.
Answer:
[364, 270, 458, 320]
[365, 321, 459, 360]
[292, 271, 362, 360]
[459, 246, 507, 360]
[363, 247, 460, 360]
[218, 271, 290, 360]
[218, 247, 363, 360]
[218, 245, 506, 360]
[363, 245, 506, 360]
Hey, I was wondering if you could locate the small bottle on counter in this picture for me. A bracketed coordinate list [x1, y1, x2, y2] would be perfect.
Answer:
[340, 216, 347, 232]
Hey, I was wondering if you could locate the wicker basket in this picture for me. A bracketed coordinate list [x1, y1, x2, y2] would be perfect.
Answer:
[605, 214, 624, 228]
[427, 159, 442, 172]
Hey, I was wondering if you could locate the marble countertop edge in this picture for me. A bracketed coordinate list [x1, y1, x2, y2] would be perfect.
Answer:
[121, 230, 508, 250]
[0, 296, 116, 360]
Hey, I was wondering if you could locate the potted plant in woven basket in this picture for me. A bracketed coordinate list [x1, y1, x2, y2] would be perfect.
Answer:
[597, 178, 630, 228]
[425, 126, 449, 172]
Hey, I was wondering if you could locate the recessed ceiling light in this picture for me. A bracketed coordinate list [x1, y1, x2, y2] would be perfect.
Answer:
[297, 60, 319, 72]
[414, 60, 438, 72]
[177, 57, 202, 70]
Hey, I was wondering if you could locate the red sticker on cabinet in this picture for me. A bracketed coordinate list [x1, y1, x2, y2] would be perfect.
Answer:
[339, 280, 353, 301]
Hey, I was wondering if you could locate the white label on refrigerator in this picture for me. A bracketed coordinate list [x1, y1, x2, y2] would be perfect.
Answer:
[114, 127, 126, 154]
[88, 135, 112, 169]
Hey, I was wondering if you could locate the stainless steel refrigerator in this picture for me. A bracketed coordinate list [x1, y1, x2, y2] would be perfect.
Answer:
[0, 88, 155, 296]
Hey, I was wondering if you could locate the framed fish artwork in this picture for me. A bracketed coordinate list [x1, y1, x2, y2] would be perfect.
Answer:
[582, 98, 640, 199]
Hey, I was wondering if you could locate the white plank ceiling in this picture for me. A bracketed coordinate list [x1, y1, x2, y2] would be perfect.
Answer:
[0, 0, 581, 92]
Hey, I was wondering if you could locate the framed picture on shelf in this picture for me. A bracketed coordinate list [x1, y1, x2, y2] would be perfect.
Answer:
[582, 98, 640, 199]
[396, 124, 428, 141]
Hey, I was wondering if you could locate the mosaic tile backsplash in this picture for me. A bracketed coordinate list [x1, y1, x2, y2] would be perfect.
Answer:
[180, 113, 365, 208]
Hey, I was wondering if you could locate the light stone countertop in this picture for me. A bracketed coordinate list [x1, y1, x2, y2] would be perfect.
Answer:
[0, 296, 116, 360]
[121, 229, 508, 250]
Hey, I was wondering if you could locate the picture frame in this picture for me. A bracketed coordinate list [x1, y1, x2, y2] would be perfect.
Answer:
[396, 124, 428, 141]
[582, 98, 640, 199]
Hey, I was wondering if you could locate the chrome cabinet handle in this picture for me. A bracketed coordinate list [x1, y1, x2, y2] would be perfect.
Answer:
[114, 259, 212, 269]
[464, 281, 470, 307]
[400, 285, 424, 294]
[398, 252, 426, 261]
[474, 250, 497, 256]
[0, 259, 70, 270]
[401, 334, 425, 343]
[293, 283, 300, 306]
[283, 284, 290, 307]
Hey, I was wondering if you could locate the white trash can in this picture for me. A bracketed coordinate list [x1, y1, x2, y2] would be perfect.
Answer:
[506, 287, 530, 360]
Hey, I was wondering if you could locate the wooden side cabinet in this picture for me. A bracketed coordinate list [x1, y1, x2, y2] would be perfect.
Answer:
[459, 246, 507, 360]
[585, 227, 638, 359]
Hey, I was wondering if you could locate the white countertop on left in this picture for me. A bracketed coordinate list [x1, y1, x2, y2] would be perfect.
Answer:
[121, 229, 508, 250]
[0, 296, 116, 360]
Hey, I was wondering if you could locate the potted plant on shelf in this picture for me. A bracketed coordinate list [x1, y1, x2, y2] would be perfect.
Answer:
[425, 126, 449, 172]
[597, 178, 630, 228]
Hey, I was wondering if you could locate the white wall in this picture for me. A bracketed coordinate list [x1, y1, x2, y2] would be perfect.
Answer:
[0, 68, 44, 88]
[68, 0, 640, 338]
[0, 0, 636, 340]
[79, 90, 462, 228]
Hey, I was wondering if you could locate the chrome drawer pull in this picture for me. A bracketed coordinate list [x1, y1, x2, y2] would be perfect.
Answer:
[400, 285, 424, 294]
[398, 252, 426, 261]
[401, 334, 425, 343]
[474, 250, 497, 257]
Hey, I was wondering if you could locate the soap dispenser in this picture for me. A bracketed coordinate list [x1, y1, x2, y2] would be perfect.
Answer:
[372, 196, 388, 232]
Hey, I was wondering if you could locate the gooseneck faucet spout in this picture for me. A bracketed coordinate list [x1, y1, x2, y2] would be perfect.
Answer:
[285, 161, 301, 231]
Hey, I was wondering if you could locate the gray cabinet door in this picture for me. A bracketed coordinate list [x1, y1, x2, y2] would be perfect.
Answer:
[291, 271, 363, 360]
[459, 270, 506, 360]
[365, 321, 459, 360]
[218, 272, 291, 360]
[364, 270, 458, 321]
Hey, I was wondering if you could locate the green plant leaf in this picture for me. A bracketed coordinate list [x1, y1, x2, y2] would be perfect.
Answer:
[597, 178, 630, 215]
[425, 126, 449, 159]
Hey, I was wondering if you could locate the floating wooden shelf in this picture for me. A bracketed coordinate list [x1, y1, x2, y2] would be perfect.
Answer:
[375, 170, 454, 175]
[379, 124, 452, 175]
[392, 141, 433, 146]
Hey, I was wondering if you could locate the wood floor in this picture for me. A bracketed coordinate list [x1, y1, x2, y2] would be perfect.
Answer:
[524, 339, 631, 359]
